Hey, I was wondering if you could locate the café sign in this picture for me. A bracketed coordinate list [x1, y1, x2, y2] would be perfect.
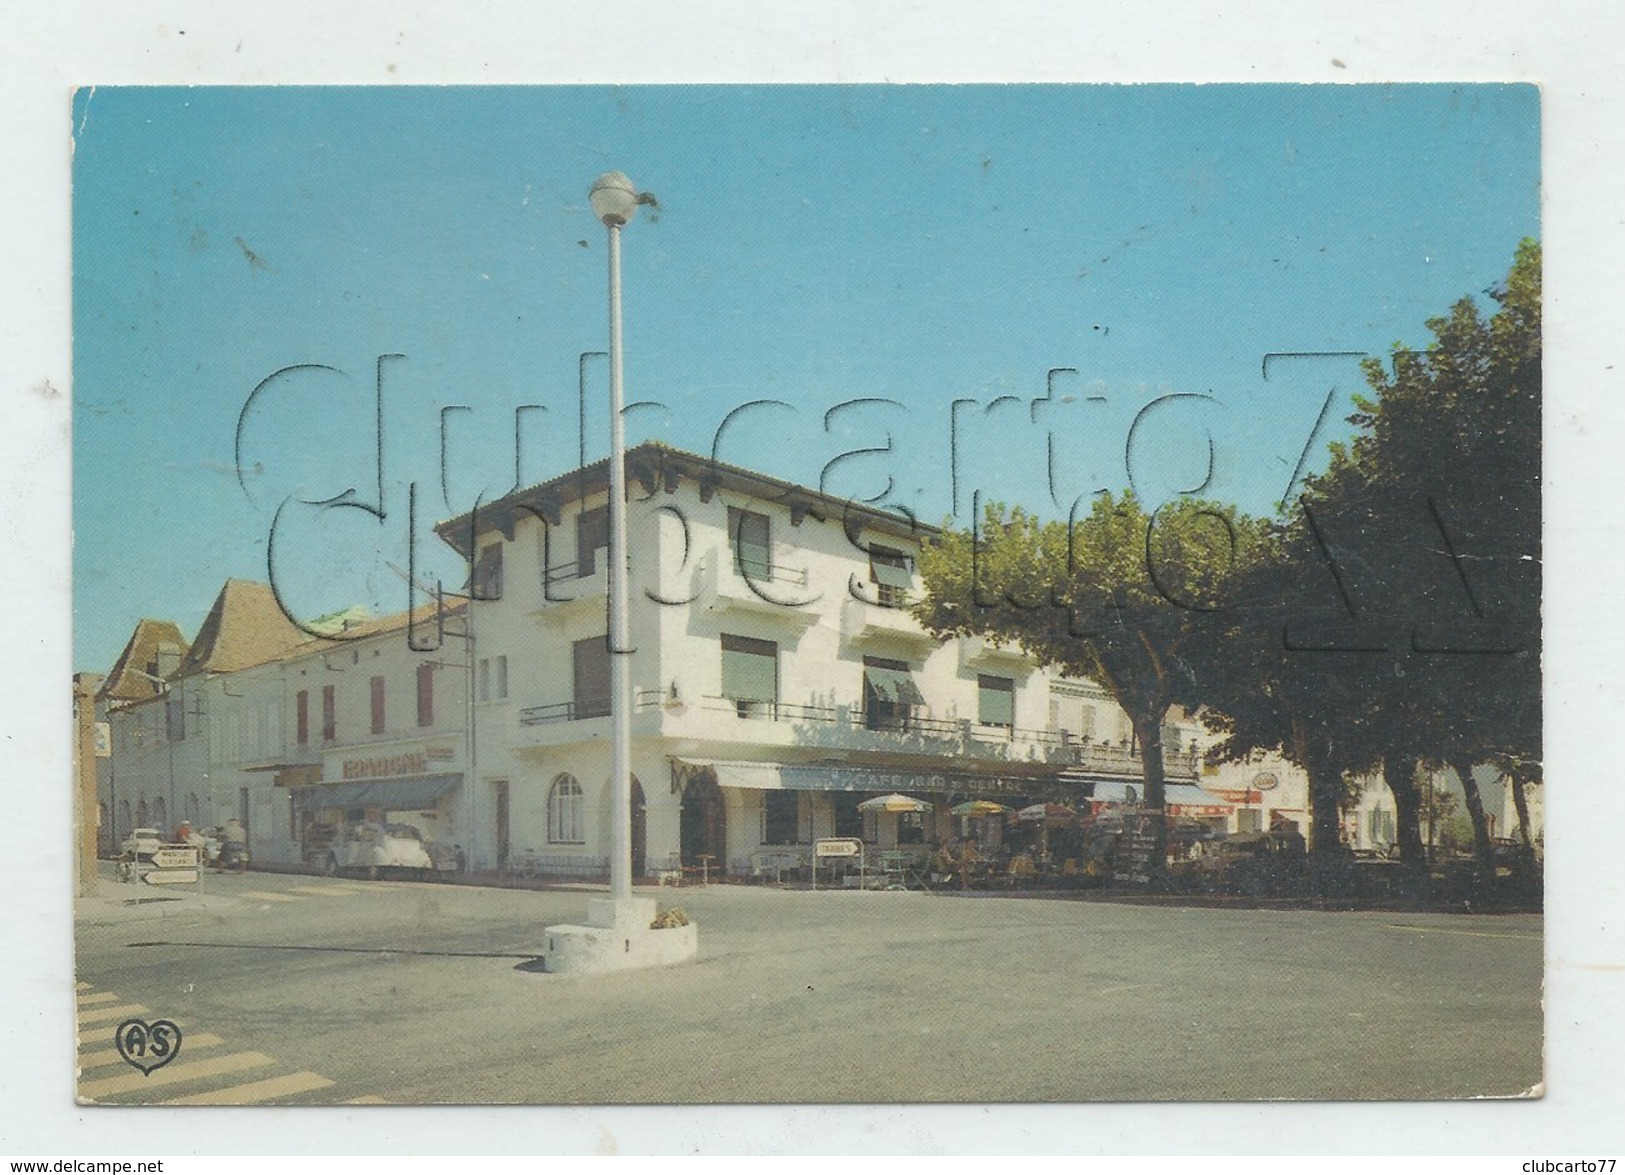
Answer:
[343, 752, 428, 780]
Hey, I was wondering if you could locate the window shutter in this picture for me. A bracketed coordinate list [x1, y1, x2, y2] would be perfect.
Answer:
[573, 637, 611, 719]
[721, 634, 778, 702]
[978, 675, 1015, 726]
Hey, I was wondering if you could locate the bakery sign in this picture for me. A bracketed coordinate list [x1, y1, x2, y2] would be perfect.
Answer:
[343, 752, 429, 780]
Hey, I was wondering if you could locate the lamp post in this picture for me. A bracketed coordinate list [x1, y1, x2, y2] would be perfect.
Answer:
[590, 171, 638, 905]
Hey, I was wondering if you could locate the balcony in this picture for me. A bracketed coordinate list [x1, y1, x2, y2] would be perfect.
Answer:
[696, 550, 820, 625]
[517, 690, 665, 739]
[839, 590, 936, 648]
[956, 634, 1033, 672]
[527, 558, 610, 627]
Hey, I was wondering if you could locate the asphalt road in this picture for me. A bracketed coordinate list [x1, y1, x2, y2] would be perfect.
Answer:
[74, 865, 1543, 1105]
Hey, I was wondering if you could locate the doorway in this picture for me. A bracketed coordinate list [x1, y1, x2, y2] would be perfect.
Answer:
[631, 777, 647, 880]
[679, 768, 726, 867]
[493, 780, 510, 872]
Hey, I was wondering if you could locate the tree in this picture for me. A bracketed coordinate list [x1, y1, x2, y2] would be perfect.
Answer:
[914, 492, 1266, 869]
[1320, 240, 1542, 876]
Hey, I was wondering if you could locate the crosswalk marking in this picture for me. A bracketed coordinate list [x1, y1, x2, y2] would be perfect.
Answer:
[77, 1022, 126, 1045]
[72, 986, 360, 1104]
[159, 1070, 335, 1105]
[77, 1003, 149, 1025]
[78, 1033, 224, 1073]
[238, 890, 301, 902]
[79, 1051, 274, 1099]
[287, 885, 367, 896]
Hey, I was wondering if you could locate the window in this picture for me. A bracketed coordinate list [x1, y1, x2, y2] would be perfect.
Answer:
[370, 676, 386, 734]
[728, 506, 772, 582]
[478, 658, 490, 703]
[763, 792, 799, 845]
[416, 664, 434, 727]
[832, 792, 864, 838]
[165, 693, 186, 741]
[869, 545, 912, 608]
[495, 655, 509, 700]
[720, 634, 777, 717]
[296, 689, 309, 745]
[978, 674, 1015, 728]
[862, 655, 924, 731]
[474, 543, 504, 599]
[573, 636, 611, 719]
[321, 685, 336, 742]
[576, 505, 609, 577]
[548, 774, 584, 843]
[897, 811, 926, 844]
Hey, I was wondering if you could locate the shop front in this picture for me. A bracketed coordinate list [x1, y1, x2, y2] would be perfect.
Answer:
[293, 770, 464, 872]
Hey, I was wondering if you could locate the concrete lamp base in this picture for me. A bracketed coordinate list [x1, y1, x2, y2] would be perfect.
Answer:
[542, 897, 699, 974]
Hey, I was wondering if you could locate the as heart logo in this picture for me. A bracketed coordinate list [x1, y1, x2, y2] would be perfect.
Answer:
[114, 1018, 183, 1076]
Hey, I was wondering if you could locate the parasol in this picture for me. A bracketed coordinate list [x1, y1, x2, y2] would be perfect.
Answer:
[1016, 802, 1078, 822]
[950, 800, 1010, 818]
[856, 793, 934, 814]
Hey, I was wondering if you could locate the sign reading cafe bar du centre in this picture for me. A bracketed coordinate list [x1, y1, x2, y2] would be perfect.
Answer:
[777, 765, 1031, 795]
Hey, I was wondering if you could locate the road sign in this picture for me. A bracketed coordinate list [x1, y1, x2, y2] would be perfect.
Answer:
[151, 846, 200, 869]
[814, 838, 863, 858]
[145, 868, 200, 885]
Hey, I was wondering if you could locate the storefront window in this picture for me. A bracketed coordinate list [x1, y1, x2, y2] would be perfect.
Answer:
[763, 791, 798, 845]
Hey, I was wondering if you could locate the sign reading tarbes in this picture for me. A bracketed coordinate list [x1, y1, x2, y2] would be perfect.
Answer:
[343, 752, 429, 780]
[779, 765, 1032, 794]
[815, 838, 864, 858]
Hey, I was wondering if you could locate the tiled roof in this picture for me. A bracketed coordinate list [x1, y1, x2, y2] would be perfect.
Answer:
[436, 440, 936, 556]
[174, 579, 310, 678]
[99, 619, 189, 702]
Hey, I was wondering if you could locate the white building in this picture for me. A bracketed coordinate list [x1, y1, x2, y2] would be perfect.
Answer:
[101, 582, 472, 868]
[434, 442, 1210, 878]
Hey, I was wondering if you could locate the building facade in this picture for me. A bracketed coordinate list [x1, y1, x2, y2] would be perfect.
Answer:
[435, 443, 1210, 878]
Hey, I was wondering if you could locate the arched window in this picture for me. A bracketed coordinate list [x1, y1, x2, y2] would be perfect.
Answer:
[151, 797, 167, 835]
[548, 774, 584, 844]
[136, 798, 149, 828]
[118, 800, 132, 838]
[185, 794, 200, 825]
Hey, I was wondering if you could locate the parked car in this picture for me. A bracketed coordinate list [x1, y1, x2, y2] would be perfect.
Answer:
[120, 827, 163, 861]
[1186, 828, 1307, 895]
[324, 821, 435, 880]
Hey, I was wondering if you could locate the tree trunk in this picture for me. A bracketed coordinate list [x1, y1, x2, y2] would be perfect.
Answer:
[1131, 711, 1169, 873]
[1508, 768, 1533, 849]
[1383, 750, 1428, 868]
[1133, 712, 1168, 810]
[1451, 758, 1497, 879]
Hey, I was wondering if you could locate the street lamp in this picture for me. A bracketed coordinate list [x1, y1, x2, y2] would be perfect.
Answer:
[539, 172, 695, 973]
[591, 170, 638, 905]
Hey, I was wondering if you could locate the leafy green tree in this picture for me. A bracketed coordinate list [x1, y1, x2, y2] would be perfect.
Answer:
[1320, 240, 1542, 875]
[914, 492, 1266, 868]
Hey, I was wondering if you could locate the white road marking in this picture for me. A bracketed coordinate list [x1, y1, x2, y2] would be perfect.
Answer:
[77, 1003, 149, 1025]
[159, 1070, 335, 1105]
[79, 1051, 274, 1099]
[77, 991, 120, 1006]
[78, 1033, 224, 1072]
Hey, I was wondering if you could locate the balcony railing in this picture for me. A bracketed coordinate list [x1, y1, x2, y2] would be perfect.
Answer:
[693, 695, 1200, 775]
[519, 689, 664, 727]
[732, 554, 809, 589]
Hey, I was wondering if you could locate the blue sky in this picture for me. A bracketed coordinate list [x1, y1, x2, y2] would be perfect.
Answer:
[72, 84, 1539, 671]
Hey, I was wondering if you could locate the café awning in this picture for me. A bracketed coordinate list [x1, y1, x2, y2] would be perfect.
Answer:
[295, 773, 463, 812]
